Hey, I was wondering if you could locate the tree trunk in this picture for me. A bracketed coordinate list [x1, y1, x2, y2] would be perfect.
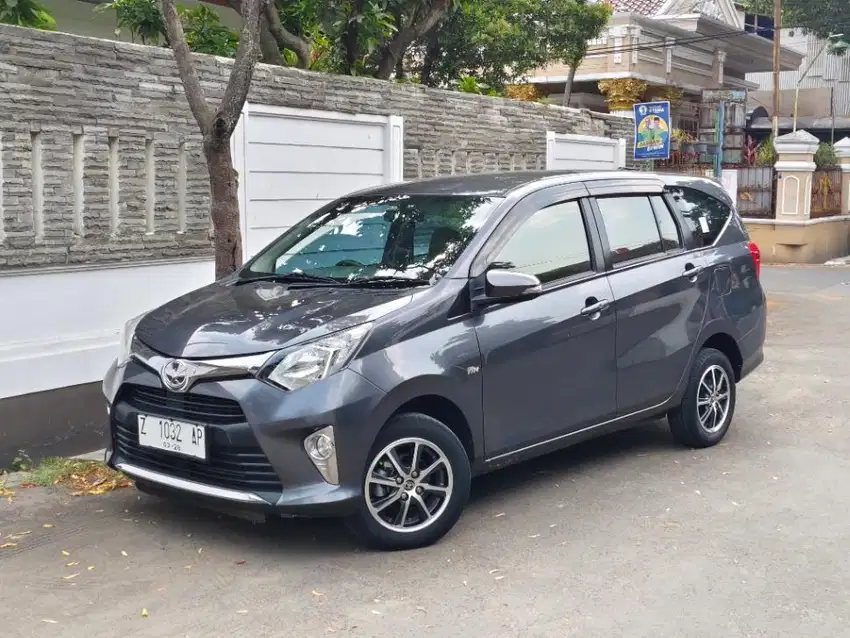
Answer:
[375, 0, 451, 80]
[259, 14, 284, 66]
[204, 138, 243, 278]
[562, 65, 577, 108]
[343, 0, 365, 74]
[421, 31, 440, 86]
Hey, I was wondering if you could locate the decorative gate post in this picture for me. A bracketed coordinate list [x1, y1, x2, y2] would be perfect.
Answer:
[773, 130, 819, 220]
[834, 137, 850, 215]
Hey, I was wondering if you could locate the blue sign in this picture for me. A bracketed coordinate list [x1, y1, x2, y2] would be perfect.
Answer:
[633, 101, 671, 161]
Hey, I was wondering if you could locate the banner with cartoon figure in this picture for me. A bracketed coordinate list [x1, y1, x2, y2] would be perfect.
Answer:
[633, 101, 671, 161]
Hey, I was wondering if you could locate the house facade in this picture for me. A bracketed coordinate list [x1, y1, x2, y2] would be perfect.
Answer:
[526, 0, 803, 162]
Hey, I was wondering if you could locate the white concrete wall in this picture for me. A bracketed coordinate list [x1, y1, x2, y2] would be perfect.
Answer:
[0, 259, 213, 400]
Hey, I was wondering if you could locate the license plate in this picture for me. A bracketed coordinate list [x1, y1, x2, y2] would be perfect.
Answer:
[137, 414, 207, 460]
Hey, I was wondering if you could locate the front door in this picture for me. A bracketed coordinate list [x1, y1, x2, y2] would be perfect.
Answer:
[590, 193, 710, 414]
[474, 193, 618, 458]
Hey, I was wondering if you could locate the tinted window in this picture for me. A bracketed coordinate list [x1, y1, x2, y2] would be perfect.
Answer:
[595, 196, 664, 265]
[493, 201, 592, 284]
[245, 195, 502, 283]
[650, 195, 682, 251]
[665, 186, 732, 247]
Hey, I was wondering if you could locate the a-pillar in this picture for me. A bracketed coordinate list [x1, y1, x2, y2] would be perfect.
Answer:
[597, 78, 647, 118]
[834, 137, 850, 214]
[773, 130, 819, 220]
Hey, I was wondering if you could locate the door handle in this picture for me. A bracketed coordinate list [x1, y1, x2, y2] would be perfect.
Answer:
[682, 264, 705, 281]
[580, 298, 610, 318]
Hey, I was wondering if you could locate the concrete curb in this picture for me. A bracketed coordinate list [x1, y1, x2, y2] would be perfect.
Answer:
[825, 256, 850, 266]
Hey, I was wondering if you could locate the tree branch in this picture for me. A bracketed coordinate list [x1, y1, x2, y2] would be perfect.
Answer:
[161, 0, 214, 134]
[264, 1, 312, 69]
[376, 0, 451, 80]
[216, 0, 266, 139]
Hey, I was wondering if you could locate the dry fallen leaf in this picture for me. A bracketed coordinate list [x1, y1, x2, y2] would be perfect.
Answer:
[312, 590, 324, 597]
[198, 548, 203, 554]
[0, 542, 17, 549]
[63, 573, 80, 580]
[141, 609, 148, 618]
[235, 560, 246, 565]
[237, 610, 249, 615]
[494, 575, 506, 581]
[43, 524, 55, 529]
[61, 550, 70, 557]
[41, 619, 59, 624]
[20, 482, 37, 489]
[371, 610, 381, 616]
[10, 531, 32, 539]
[87, 566, 95, 571]
[493, 512, 505, 518]
[120, 551, 128, 557]
[66, 562, 79, 567]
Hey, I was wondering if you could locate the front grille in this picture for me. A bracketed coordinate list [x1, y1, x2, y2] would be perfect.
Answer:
[114, 384, 282, 493]
[123, 385, 245, 425]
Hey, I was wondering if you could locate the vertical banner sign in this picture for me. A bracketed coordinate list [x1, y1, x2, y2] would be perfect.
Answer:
[633, 101, 671, 161]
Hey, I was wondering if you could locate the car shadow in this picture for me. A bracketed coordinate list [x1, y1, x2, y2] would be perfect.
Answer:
[129, 419, 680, 556]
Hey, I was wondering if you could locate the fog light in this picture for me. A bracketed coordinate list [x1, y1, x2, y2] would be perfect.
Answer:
[304, 426, 338, 485]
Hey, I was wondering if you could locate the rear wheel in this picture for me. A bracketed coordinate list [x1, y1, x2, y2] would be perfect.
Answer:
[346, 413, 471, 551]
[668, 347, 737, 448]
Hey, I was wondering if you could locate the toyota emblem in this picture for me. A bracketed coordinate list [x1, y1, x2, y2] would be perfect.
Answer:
[161, 359, 193, 392]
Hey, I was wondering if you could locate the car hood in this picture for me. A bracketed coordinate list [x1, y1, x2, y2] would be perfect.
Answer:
[136, 281, 416, 358]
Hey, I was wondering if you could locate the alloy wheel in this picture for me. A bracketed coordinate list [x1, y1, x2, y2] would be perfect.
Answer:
[365, 437, 454, 533]
[696, 364, 731, 434]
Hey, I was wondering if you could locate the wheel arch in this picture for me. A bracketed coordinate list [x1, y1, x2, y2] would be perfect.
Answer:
[371, 376, 481, 465]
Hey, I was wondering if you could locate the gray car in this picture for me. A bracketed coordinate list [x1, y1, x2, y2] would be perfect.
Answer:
[103, 170, 765, 550]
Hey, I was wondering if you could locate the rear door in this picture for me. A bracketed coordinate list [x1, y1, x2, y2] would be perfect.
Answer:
[586, 180, 710, 415]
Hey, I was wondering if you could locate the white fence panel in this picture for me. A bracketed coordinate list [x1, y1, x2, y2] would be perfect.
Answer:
[233, 104, 404, 260]
[545, 132, 626, 171]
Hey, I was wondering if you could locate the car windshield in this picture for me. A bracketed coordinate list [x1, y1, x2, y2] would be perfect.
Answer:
[242, 194, 503, 284]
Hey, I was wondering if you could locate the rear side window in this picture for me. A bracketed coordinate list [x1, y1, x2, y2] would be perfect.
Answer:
[665, 186, 732, 247]
[492, 200, 592, 284]
[595, 196, 664, 266]
[650, 195, 682, 251]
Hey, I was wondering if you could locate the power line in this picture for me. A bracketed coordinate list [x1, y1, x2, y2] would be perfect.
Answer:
[578, 21, 850, 58]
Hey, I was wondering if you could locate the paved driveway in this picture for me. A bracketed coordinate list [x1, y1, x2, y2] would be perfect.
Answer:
[2, 266, 850, 637]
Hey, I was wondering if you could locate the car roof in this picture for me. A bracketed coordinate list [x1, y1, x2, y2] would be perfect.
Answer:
[350, 169, 730, 204]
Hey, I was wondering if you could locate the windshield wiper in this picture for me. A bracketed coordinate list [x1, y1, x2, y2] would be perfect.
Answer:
[234, 272, 344, 286]
[347, 276, 431, 288]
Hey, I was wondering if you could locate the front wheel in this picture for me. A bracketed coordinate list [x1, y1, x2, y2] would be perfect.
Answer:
[346, 413, 471, 551]
[668, 347, 737, 448]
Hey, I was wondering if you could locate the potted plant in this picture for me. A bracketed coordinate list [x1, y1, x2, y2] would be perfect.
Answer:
[673, 130, 697, 154]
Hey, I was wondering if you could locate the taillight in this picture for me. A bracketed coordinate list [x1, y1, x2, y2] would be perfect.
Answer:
[747, 241, 761, 278]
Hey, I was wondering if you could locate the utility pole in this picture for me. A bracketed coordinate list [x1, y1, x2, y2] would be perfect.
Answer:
[772, 0, 782, 137]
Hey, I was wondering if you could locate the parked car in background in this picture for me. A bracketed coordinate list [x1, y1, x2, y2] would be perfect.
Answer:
[103, 170, 765, 550]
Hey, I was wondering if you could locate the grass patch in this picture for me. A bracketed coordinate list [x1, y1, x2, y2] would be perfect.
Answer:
[24, 457, 133, 495]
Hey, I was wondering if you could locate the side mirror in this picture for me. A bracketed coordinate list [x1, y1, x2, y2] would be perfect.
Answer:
[474, 269, 542, 307]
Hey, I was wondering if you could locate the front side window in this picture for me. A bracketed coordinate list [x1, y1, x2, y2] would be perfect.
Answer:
[595, 196, 664, 266]
[491, 200, 592, 284]
[244, 195, 502, 283]
[665, 186, 732, 247]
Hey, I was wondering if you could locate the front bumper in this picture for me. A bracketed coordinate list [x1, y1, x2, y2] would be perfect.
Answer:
[104, 357, 386, 518]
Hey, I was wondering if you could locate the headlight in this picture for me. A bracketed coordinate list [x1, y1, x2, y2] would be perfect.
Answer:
[264, 323, 372, 391]
[118, 313, 146, 364]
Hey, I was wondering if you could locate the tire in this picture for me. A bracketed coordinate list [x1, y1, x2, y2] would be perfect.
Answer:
[346, 412, 471, 551]
[668, 347, 737, 449]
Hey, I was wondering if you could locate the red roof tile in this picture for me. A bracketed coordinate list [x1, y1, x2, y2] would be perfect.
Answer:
[606, 0, 668, 15]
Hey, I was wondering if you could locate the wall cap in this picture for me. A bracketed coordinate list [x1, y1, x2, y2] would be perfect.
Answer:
[774, 129, 820, 156]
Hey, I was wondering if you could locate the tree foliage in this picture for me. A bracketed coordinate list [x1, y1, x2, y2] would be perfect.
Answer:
[744, 0, 850, 54]
[97, 0, 613, 93]
[0, 0, 56, 30]
[546, 0, 611, 105]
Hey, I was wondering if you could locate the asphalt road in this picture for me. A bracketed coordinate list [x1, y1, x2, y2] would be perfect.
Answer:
[2, 265, 850, 638]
